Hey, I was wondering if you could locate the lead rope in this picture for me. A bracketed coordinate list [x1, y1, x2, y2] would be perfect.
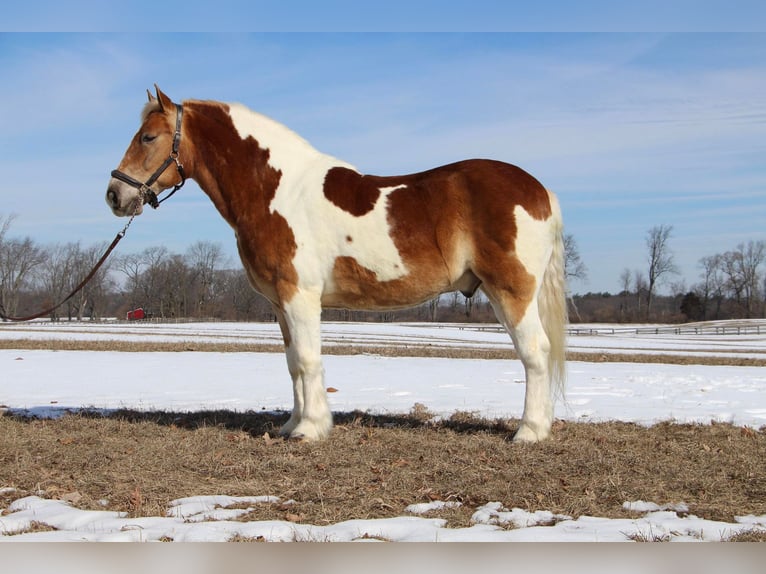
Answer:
[0, 205, 140, 322]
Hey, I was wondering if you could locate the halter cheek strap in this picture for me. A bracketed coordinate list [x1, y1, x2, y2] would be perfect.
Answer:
[111, 103, 186, 209]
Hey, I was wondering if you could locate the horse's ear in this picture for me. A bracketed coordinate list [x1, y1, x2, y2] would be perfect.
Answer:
[153, 84, 173, 113]
[147, 89, 156, 104]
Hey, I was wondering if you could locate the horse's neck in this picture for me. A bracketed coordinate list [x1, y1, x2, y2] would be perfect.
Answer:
[185, 101, 354, 223]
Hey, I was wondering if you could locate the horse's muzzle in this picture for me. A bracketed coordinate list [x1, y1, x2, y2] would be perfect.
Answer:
[106, 181, 143, 216]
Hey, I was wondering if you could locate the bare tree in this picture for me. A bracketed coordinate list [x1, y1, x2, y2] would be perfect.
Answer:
[0, 237, 46, 315]
[36, 241, 113, 321]
[157, 253, 192, 318]
[720, 240, 765, 317]
[219, 268, 273, 320]
[35, 243, 78, 321]
[186, 241, 227, 317]
[0, 221, 46, 318]
[645, 224, 678, 317]
[71, 242, 115, 320]
[618, 268, 632, 321]
[633, 269, 647, 317]
[563, 233, 588, 284]
[738, 240, 764, 317]
[427, 295, 440, 321]
[0, 213, 14, 243]
[696, 254, 725, 320]
[449, 291, 460, 314]
[115, 246, 171, 314]
[114, 251, 146, 305]
[463, 293, 474, 318]
[619, 268, 631, 294]
[762, 274, 766, 317]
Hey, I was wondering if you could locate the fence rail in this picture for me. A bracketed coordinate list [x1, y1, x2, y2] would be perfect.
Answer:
[567, 325, 763, 336]
[453, 323, 765, 337]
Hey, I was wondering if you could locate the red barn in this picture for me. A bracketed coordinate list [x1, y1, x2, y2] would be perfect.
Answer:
[126, 308, 145, 321]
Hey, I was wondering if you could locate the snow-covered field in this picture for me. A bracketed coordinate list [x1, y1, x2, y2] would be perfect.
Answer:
[2, 319, 766, 360]
[1, 320, 765, 542]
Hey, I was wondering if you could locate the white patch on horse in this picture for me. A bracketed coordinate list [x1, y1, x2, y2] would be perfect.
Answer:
[287, 180, 410, 293]
[227, 103, 343, 173]
[332, 184, 409, 279]
[513, 203, 555, 295]
[227, 104, 407, 290]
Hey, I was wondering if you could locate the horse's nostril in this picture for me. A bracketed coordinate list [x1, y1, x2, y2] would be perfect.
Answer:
[106, 188, 118, 207]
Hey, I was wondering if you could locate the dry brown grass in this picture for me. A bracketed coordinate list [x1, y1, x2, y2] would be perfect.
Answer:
[2, 409, 765, 533]
[726, 530, 766, 542]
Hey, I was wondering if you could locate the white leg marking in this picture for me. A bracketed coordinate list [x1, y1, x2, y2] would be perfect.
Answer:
[508, 302, 553, 443]
[485, 288, 554, 443]
[277, 292, 333, 441]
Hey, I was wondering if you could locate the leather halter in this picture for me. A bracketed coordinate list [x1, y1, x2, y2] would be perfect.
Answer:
[111, 103, 186, 209]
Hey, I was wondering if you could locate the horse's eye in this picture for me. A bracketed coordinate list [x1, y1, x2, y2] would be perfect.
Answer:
[141, 134, 157, 144]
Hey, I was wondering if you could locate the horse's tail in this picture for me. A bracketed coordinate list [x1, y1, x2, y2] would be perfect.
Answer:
[539, 190, 568, 400]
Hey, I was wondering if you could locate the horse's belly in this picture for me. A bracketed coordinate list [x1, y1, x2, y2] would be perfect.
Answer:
[321, 255, 447, 310]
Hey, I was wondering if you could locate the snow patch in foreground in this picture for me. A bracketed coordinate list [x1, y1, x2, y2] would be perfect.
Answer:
[1, 495, 764, 542]
[471, 502, 571, 528]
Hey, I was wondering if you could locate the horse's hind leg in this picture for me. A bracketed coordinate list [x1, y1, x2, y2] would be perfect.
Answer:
[273, 293, 333, 441]
[484, 287, 553, 442]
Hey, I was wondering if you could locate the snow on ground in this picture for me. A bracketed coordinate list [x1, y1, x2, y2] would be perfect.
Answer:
[3, 493, 765, 542]
[1, 320, 765, 542]
[3, 350, 766, 427]
[2, 319, 766, 359]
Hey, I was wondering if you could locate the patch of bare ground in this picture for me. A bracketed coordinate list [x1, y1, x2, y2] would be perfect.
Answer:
[725, 529, 766, 542]
[0, 338, 763, 366]
[0, 520, 57, 537]
[1, 409, 764, 532]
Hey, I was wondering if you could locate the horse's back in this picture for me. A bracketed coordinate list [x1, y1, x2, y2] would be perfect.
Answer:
[360, 158, 554, 229]
[361, 158, 556, 261]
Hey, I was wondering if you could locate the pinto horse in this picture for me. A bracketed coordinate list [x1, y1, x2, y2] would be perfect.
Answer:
[107, 86, 568, 443]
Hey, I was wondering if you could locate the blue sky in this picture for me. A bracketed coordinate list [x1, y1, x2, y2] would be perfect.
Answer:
[1, 30, 764, 294]
[2, 1, 765, 32]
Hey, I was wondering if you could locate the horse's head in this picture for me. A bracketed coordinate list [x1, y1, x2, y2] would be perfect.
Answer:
[106, 85, 186, 216]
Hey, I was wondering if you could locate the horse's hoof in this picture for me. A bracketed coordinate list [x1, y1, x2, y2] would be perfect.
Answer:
[285, 420, 332, 441]
[512, 424, 550, 443]
[287, 432, 307, 442]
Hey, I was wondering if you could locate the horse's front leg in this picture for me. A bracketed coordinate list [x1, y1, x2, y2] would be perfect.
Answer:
[274, 293, 333, 441]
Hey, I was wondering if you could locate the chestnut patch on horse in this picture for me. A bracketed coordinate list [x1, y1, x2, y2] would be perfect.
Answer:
[183, 101, 299, 302]
[328, 255, 444, 309]
[323, 167, 382, 216]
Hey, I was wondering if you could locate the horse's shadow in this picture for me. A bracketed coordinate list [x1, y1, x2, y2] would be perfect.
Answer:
[4, 406, 518, 439]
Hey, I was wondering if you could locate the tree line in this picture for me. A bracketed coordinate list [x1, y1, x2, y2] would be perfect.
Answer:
[573, 225, 765, 323]
[1, 214, 764, 323]
[0, 214, 264, 321]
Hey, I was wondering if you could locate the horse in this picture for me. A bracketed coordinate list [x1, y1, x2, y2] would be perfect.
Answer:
[106, 86, 568, 443]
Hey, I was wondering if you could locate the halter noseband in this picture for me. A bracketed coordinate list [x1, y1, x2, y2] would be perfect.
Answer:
[111, 103, 186, 209]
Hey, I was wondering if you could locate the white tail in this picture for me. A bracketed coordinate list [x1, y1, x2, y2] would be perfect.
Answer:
[538, 192, 568, 400]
